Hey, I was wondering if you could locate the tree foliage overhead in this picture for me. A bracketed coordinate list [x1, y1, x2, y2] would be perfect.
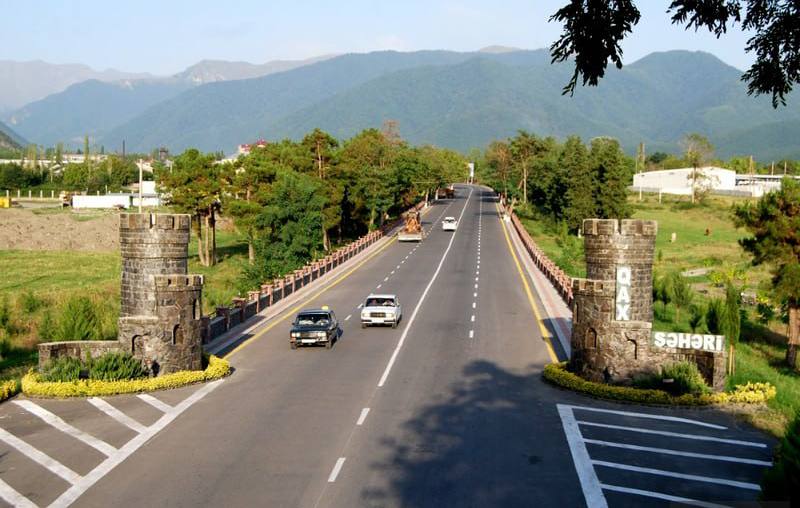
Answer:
[550, 0, 800, 107]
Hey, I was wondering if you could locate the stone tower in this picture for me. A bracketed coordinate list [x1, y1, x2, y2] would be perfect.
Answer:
[569, 218, 727, 390]
[118, 213, 204, 375]
[570, 219, 657, 383]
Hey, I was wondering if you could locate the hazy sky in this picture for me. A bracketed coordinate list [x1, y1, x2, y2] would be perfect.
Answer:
[3, 1, 754, 75]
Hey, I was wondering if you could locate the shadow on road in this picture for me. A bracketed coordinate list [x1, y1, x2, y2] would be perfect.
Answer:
[360, 360, 580, 508]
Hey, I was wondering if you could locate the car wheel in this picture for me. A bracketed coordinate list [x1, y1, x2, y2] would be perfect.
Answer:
[290, 342, 297, 350]
[325, 339, 332, 349]
[361, 323, 367, 329]
[392, 321, 397, 329]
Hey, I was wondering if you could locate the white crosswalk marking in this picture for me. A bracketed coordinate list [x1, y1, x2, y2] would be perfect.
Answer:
[137, 394, 173, 413]
[88, 398, 147, 433]
[0, 427, 81, 484]
[0, 477, 38, 508]
[13, 400, 116, 456]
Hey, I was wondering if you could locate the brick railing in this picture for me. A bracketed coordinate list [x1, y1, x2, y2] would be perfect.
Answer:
[204, 200, 428, 344]
[505, 205, 574, 306]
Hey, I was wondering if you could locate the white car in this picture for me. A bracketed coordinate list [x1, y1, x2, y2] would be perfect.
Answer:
[361, 294, 402, 329]
[442, 216, 458, 231]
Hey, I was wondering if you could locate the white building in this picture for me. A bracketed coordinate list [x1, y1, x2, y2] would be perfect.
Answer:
[631, 166, 791, 197]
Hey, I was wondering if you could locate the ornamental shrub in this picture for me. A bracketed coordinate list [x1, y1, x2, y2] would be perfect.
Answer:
[88, 352, 147, 381]
[634, 361, 711, 396]
[56, 296, 99, 341]
[40, 356, 82, 382]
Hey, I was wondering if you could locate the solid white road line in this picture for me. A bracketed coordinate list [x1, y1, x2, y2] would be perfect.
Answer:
[88, 398, 147, 434]
[377, 188, 473, 388]
[578, 421, 767, 448]
[592, 460, 761, 491]
[328, 457, 346, 482]
[356, 408, 370, 426]
[583, 439, 772, 466]
[13, 400, 116, 457]
[345, 314, 351, 321]
[50, 380, 224, 508]
[137, 394, 173, 413]
[557, 404, 607, 508]
[566, 405, 727, 429]
[0, 427, 81, 484]
[599, 483, 731, 508]
[0, 477, 37, 508]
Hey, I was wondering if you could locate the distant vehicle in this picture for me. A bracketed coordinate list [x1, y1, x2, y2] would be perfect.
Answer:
[442, 216, 458, 231]
[398, 210, 423, 242]
[289, 307, 339, 349]
[361, 294, 402, 329]
[439, 186, 455, 199]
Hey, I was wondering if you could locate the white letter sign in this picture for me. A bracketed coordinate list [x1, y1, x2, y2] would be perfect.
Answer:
[615, 266, 632, 321]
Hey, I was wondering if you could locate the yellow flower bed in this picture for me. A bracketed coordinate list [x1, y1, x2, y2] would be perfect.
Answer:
[22, 356, 230, 398]
[0, 379, 20, 402]
[543, 362, 775, 406]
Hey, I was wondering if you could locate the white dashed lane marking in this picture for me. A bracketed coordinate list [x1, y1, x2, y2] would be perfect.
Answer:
[345, 314, 351, 321]
[356, 408, 370, 426]
[328, 458, 346, 482]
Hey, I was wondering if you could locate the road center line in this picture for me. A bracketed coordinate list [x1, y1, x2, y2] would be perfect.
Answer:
[356, 408, 370, 426]
[469, 330, 474, 339]
[377, 188, 473, 387]
[328, 457, 346, 482]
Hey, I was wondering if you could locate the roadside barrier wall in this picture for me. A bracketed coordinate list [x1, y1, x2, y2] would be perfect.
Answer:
[504, 205, 573, 306]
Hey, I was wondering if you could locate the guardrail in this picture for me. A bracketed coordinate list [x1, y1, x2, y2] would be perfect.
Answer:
[202, 199, 427, 344]
[504, 204, 573, 306]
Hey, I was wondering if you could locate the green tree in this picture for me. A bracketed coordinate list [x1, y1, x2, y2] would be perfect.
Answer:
[590, 137, 632, 219]
[244, 168, 325, 287]
[157, 149, 222, 266]
[681, 133, 715, 204]
[561, 135, 595, 231]
[56, 296, 99, 341]
[688, 304, 704, 333]
[301, 129, 341, 251]
[668, 271, 693, 322]
[706, 298, 724, 335]
[734, 177, 800, 368]
[723, 282, 741, 344]
[339, 129, 397, 229]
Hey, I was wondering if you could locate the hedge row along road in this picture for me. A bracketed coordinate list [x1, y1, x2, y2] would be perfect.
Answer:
[0, 185, 776, 507]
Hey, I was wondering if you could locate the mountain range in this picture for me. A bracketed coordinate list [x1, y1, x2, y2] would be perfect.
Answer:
[4, 49, 800, 160]
[0, 121, 26, 151]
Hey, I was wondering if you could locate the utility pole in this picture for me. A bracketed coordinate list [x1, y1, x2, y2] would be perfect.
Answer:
[138, 160, 143, 213]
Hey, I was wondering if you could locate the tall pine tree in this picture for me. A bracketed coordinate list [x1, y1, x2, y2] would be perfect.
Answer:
[562, 136, 595, 231]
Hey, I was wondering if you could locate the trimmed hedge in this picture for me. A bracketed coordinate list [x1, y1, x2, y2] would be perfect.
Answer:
[543, 362, 776, 406]
[0, 379, 20, 402]
[22, 356, 230, 398]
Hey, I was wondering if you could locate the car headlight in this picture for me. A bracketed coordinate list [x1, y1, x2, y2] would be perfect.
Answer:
[315, 331, 327, 338]
[291, 332, 300, 338]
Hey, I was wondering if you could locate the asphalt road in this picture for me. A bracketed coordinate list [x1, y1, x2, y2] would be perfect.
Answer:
[0, 185, 774, 508]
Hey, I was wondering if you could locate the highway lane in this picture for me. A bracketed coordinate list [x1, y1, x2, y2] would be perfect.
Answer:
[68, 184, 772, 508]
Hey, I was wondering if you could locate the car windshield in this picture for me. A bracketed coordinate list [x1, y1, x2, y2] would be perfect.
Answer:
[296, 313, 330, 326]
[444, 218, 455, 223]
[366, 298, 396, 307]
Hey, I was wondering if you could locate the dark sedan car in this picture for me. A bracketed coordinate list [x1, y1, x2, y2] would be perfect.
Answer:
[289, 307, 339, 349]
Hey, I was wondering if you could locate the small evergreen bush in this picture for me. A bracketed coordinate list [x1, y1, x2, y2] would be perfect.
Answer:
[88, 352, 147, 381]
[38, 310, 57, 342]
[40, 356, 82, 382]
[56, 296, 99, 341]
[705, 298, 724, 335]
[19, 291, 43, 314]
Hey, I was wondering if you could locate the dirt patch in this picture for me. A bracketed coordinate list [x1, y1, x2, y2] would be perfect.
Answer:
[0, 208, 119, 252]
